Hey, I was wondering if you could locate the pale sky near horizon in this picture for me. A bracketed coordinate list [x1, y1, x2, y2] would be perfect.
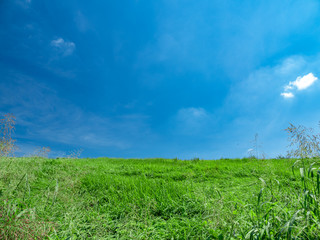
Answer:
[2, 0, 320, 159]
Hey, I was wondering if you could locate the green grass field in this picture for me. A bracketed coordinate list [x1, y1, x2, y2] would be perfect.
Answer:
[1, 157, 320, 239]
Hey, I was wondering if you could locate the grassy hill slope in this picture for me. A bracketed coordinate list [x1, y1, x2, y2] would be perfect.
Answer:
[0, 157, 319, 239]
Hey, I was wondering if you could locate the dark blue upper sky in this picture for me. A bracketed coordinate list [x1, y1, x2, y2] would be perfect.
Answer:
[2, 0, 320, 158]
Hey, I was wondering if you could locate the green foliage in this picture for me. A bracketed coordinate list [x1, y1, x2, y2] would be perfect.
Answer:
[0, 159, 54, 239]
[1, 157, 320, 239]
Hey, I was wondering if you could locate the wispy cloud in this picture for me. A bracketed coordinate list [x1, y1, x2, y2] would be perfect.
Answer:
[135, 1, 319, 81]
[0, 71, 154, 157]
[174, 107, 212, 135]
[15, 0, 32, 8]
[177, 107, 208, 119]
[74, 11, 90, 32]
[51, 38, 76, 56]
[281, 73, 318, 98]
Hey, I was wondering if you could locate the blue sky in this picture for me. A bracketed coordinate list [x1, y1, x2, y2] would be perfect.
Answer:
[2, 0, 320, 159]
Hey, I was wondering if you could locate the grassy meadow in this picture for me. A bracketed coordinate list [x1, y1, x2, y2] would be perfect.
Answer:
[1, 157, 320, 239]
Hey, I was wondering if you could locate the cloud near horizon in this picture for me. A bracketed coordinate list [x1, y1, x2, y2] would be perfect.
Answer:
[281, 72, 318, 98]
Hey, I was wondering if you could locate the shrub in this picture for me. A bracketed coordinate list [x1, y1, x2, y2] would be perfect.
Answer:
[0, 113, 16, 157]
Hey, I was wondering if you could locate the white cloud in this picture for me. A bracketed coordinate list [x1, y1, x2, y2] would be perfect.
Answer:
[51, 38, 64, 47]
[284, 72, 318, 91]
[51, 38, 76, 56]
[280, 92, 294, 98]
[281, 72, 318, 99]
[289, 73, 318, 90]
